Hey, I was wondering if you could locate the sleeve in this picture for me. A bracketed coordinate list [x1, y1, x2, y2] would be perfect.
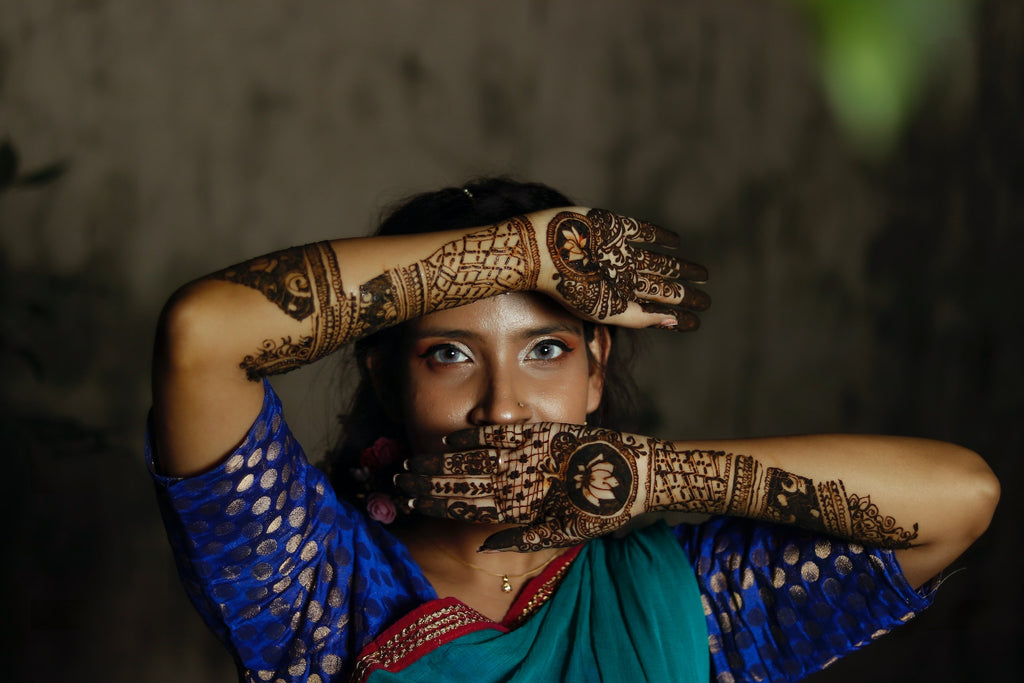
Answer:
[674, 516, 936, 682]
[147, 380, 435, 681]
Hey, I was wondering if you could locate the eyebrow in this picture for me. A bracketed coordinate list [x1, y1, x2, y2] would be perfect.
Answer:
[409, 321, 584, 342]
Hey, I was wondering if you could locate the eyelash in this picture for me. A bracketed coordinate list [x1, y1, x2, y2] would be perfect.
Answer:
[420, 343, 471, 365]
[418, 338, 574, 366]
[526, 338, 571, 361]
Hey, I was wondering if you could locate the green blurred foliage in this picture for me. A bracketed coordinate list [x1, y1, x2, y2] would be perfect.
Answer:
[793, 0, 972, 157]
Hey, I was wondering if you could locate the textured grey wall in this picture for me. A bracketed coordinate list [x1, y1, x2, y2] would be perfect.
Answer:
[3, 1, 1019, 680]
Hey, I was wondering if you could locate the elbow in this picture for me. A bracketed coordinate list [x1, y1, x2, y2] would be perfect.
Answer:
[153, 279, 229, 376]
[951, 447, 1000, 547]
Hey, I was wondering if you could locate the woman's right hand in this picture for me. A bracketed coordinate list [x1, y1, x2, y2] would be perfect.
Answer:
[532, 207, 710, 330]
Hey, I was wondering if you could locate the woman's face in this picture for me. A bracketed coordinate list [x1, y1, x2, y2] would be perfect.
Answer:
[393, 292, 608, 454]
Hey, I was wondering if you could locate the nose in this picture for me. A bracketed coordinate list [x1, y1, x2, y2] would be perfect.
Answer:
[468, 366, 532, 426]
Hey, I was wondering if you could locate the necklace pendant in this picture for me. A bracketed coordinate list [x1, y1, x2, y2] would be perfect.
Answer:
[501, 574, 512, 593]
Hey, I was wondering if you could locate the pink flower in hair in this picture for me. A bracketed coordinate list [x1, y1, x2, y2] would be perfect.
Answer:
[366, 492, 397, 525]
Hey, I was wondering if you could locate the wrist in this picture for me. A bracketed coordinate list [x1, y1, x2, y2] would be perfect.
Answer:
[645, 441, 731, 516]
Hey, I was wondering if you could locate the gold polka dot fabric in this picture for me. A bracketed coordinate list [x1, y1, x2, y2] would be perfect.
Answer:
[674, 518, 936, 681]
[148, 382, 434, 680]
[148, 381, 936, 681]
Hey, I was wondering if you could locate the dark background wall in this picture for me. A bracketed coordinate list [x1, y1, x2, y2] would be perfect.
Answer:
[3, 1, 1019, 680]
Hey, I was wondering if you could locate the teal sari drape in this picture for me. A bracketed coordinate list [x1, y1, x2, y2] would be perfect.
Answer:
[357, 522, 708, 682]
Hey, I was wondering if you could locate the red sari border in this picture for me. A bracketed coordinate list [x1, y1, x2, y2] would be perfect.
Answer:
[350, 544, 584, 682]
[350, 598, 504, 682]
[501, 544, 583, 629]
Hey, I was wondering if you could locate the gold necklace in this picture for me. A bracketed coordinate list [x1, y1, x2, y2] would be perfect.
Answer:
[432, 543, 561, 593]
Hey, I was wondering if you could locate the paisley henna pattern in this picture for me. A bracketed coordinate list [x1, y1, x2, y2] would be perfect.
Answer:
[211, 246, 317, 320]
[210, 218, 539, 378]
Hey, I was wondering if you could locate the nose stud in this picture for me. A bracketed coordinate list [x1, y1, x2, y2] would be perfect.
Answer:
[517, 402, 525, 408]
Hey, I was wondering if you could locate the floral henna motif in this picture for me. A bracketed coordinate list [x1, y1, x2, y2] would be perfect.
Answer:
[488, 427, 643, 548]
[846, 493, 919, 547]
[545, 208, 702, 321]
[237, 335, 315, 379]
[546, 210, 632, 319]
[558, 436, 635, 515]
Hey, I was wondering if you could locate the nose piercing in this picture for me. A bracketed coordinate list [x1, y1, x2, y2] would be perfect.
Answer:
[517, 402, 525, 408]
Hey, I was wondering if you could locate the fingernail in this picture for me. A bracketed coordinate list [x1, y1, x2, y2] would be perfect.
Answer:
[477, 546, 501, 554]
[402, 459, 410, 471]
[659, 318, 678, 329]
[407, 498, 416, 510]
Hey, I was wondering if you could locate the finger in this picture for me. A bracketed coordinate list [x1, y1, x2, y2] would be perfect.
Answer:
[480, 524, 582, 552]
[632, 274, 686, 303]
[447, 424, 539, 450]
[630, 218, 682, 249]
[634, 250, 708, 283]
[412, 496, 501, 524]
[443, 428, 484, 450]
[395, 473, 495, 498]
[405, 449, 502, 475]
[639, 303, 702, 332]
[585, 299, 694, 331]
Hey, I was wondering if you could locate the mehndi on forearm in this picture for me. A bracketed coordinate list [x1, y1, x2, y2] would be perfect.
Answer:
[647, 443, 919, 548]
[210, 217, 540, 378]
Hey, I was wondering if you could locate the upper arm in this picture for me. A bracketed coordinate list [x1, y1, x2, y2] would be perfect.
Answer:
[678, 517, 935, 680]
[151, 278, 294, 476]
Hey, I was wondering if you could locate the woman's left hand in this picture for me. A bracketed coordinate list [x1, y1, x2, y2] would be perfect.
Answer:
[396, 423, 654, 551]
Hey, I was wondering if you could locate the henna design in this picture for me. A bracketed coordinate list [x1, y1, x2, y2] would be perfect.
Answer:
[545, 209, 697, 320]
[408, 450, 501, 476]
[239, 336, 314, 380]
[847, 493, 919, 547]
[211, 247, 317, 320]
[547, 210, 630, 319]
[647, 443, 731, 515]
[563, 440, 635, 515]
[428, 479, 494, 497]
[211, 218, 540, 378]
[403, 424, 646, 549]
[649, 447, 920, 549]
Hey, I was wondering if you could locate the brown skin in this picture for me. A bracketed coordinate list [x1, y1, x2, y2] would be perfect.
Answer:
[153, 207, 998, 623]
[389, 295, 998, 593]
[153, 207, 702, 478]
[382, 292, 609, 620]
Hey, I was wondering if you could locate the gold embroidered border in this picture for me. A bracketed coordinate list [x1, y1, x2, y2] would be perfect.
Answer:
[350, 601, 496, 682]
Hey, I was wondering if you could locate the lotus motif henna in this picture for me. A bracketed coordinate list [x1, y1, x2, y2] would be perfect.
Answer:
[399, 424, 651, 550]
[544, 209, 710, 324]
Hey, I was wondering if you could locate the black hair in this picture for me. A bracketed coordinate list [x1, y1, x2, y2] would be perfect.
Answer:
[324, 177, 640, 502]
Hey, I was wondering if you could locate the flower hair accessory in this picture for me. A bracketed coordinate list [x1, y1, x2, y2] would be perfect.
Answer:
[351, 437, 408, 525]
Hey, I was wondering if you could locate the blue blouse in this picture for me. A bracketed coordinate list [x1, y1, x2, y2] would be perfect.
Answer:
[148, 382, 934, 681]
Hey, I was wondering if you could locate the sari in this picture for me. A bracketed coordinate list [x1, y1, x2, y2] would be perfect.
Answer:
[353, 522, 709, 682]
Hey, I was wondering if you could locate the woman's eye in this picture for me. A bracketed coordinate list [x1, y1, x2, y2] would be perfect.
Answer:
[527, 339, 569, 361]
[423, 344, 470, 364]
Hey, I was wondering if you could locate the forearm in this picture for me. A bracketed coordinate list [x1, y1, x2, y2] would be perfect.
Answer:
[152, 215, 548, 476]
[646, 435, 998, 556]
[202, 217, 544, 378]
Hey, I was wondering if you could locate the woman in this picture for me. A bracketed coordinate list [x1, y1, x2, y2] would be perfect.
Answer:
[149, 178, 998, 682]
